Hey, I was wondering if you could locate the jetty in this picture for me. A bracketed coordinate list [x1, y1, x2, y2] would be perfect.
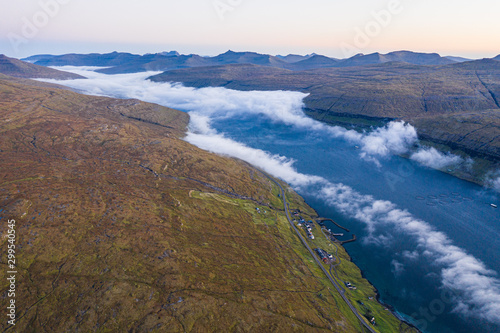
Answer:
[316, 217, 350, 232]
[340, 234, 357, 245]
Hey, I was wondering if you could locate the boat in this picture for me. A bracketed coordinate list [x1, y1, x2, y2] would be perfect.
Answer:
[491, 204, 498, 208]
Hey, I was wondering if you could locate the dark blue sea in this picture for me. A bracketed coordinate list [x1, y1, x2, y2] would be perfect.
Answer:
[210, 115, 500, 333]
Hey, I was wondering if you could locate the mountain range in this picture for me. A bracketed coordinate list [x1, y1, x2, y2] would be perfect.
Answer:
[22, 50, 496, 74]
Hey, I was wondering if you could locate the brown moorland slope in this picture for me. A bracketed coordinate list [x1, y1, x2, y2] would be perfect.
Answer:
[0, 54, 85, 80]
[0, 76, 415, 332]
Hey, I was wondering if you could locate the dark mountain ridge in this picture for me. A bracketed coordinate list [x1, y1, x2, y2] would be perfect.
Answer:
[26, 51, 141, 67]
[96, 53, 213, 74]
[22, 50, 473, 74]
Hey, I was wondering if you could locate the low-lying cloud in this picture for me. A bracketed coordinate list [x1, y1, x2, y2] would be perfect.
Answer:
[485, 171, 500, 193]
[42, 67, 457, 169]
[41, 68, 500, 325]
[361, 121, 417, 156]
[320, 182, 500, 324]
[186, 130, 325, 187]
[411, 147, 464, 169]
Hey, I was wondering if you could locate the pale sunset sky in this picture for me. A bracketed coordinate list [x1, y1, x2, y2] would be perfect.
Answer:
[1, 0, 499, 59]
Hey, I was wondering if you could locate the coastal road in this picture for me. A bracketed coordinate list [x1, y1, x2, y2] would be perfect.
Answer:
[268, 177, 377, 333]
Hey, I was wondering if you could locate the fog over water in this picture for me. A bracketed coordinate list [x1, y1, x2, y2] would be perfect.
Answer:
[41, 68, 500, 333]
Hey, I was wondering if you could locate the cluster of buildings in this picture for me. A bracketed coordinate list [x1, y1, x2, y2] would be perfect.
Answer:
[344, 281, 357, 290]
[305, 220, 315, 239]
[314, 248, 334, 263]
[295, 216, 315, 239]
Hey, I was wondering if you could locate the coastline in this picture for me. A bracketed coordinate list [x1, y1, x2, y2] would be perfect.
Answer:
[299, 200, 422, 332]
[150, 74, 500, 192]
[304, 110, 500, 191]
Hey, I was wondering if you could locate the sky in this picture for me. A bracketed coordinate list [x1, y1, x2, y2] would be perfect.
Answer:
[1, 0, 499, 59]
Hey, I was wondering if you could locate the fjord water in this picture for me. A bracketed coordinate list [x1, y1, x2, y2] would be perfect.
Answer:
[211, 116, 500, 333]
[46, 70, 500, 333]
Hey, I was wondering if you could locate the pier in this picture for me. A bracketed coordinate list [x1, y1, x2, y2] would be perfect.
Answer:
[316, 217, 351, 232]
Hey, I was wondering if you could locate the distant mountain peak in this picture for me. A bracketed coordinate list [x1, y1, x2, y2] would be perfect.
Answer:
[388, 50, 438, 56]
[337, 50, 454, 67]
[158, 51, 180, 57]
[445, 55, 473, 63]
[276, 53, 317, 63]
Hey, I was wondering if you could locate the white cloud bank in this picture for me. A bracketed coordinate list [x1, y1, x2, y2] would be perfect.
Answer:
[485, 171, 500, 193]
[320, 183, 500, 324]
[410, 147, 464, 169]
[41, 68, 500, 324]
[186, 130, 324, 187]
[492, 177, 500, 192]
[42, 67, 464, 169]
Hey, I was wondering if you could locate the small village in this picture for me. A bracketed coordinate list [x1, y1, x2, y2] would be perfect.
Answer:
[290, 210, 380, 328]
[314, 247, 334, 264]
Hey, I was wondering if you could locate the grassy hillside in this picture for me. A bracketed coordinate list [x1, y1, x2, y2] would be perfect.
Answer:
[0, 76, 414, 332]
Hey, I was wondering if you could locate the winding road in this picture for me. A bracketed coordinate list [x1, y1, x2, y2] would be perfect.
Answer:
[269, 177, 377, 333]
